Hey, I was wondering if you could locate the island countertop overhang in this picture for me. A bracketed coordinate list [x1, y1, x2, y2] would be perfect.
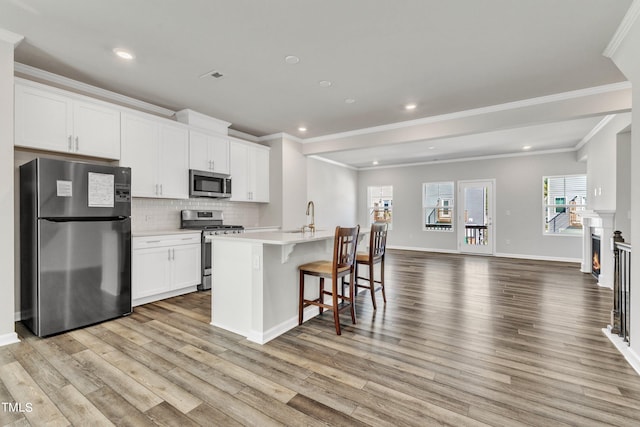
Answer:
[208, 229, 337, 245]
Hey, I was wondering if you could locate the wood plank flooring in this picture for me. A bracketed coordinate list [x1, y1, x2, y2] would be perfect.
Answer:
[2, 250, 640, 426]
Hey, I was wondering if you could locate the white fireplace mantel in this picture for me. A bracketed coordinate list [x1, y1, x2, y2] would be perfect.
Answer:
[581, 210, 616, 288]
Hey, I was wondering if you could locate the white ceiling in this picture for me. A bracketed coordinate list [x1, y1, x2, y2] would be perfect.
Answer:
[0, 0, 633, 168]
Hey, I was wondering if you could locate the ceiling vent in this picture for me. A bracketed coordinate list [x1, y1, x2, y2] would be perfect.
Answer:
[199, 69, 225, 79]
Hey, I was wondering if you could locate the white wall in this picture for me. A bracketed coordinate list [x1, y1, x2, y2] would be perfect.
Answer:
[616, 131, 632, 238]
[0, 30, 21, 346]
[358, 151, 586, 261]
[281, 137, 307, 229]
[577, 113, 632, 211]
[608, 4, 640, 358]
[259, 138, 283, 227]
[307, 157, 358, 230]
[260, 135, 308, 229]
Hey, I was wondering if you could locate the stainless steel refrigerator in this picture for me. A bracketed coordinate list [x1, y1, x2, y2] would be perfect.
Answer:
[20, 158, 132, 337]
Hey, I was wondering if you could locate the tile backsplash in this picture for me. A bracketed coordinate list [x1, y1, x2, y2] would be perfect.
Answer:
[132, 198, 261, 232]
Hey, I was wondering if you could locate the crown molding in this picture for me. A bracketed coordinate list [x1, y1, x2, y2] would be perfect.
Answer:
[307, 155, 357, 171]
[228, 128, 259, 142]
[574, 114, 617, 151]
[0, 28, 23, 46]
[303, 82, 632, 144]
[357, 148, 575, 171]
[14, 62, 175, 117]
[257, 132, 303, 143]
[603, 0, 640, 58]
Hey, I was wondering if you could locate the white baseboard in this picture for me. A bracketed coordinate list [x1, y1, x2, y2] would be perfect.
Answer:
[215, 303, 335, 345]
[224, 305, 321, 345]
[495, 252, 582, 263]
[0, 332, 20, 347]
[387, 246, 582, 264]
[132, 285, 198, 307]
[387, 245, 459, 254]
[602, 326, 640, 376]
[597, 281, 614, 290]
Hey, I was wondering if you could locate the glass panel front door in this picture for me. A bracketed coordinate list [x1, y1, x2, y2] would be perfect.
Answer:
[458, 180, 494, 255]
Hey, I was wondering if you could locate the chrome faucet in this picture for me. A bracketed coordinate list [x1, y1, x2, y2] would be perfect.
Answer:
[306, 200, 315, 232]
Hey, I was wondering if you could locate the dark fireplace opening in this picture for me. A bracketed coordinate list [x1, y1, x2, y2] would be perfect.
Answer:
[591, 234, 601, 279]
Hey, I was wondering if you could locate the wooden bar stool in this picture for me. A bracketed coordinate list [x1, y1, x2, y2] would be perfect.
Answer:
[298, 225, 360, 335]
[355, 222, 388, 309]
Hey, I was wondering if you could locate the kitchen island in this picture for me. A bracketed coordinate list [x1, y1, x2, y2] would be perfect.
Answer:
[210, 228, 359, 344]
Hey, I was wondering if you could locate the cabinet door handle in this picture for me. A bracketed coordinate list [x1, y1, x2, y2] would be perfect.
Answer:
[168, 249, 171, 261]
[160, 184, 163, 195]
[172, 248, 175, 260]
[146, 240, 161, 244]
[155, 184, 159, 195]
[68, 136, 73, 151]
[75, 136, 79, 152]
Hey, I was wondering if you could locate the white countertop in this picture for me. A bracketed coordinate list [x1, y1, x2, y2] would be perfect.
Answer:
[209, 229, 336, 245]
[132, 229, 201, 237]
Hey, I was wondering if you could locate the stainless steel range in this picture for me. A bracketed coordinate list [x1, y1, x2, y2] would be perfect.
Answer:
[180, 210, 244, 290]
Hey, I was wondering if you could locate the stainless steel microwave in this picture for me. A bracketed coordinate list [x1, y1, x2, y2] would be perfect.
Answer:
[189, 169, 232, 198]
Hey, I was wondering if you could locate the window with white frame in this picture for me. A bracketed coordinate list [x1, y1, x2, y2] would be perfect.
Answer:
[423, 182, 454, 231]
[367, 186, 393, 229]
[543, 175, 587, 235]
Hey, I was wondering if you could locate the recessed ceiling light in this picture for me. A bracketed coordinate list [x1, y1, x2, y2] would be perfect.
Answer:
[523, 145, 532, 150]
[319, 80, 332, 88]
[405, 103, 417, 110]
[284, 55, 300, 64]
[298, 127, 307, 132]
[372, 161, 379, 165]
[113, 48, 134, 60]
[428, 146, 435, 150]
[345, 98, 356, 104]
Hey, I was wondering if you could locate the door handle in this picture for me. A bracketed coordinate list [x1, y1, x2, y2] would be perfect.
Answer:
[68, 136, 72, 151]
[160, 184, 163, 195]
[75, 136, 79, 152]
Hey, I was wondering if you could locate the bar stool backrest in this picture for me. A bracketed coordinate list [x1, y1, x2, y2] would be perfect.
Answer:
[333, 225, 360, 274]
[370, 222, 388, 261]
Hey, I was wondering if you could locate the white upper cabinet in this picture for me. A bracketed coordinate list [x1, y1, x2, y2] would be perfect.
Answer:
[159, 123, 189, 199]
[229, 139, 270, 202]
[188, 130, 230, 174]
[120, 112, 189, 199]
[15, 80, 121, 159]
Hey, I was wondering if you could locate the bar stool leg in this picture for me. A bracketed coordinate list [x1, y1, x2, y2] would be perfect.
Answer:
[298, 270, 304, 325]
[319, 277, 325, 316]
[349, 273, 356, 324]
[380, 259, 387, 303]
[332, 277, 341, 335]
[368, 261, 377, 309]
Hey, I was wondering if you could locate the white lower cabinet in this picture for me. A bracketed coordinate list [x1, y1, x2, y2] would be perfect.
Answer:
[132, 233, 201, 306]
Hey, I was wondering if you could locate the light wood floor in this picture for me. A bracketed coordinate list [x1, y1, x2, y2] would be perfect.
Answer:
[2, 250, 640, 426]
